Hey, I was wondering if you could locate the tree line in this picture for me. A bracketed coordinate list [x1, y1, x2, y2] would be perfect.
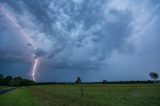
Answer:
[0, 72, 159, 86]
[0, 74, 35, 86]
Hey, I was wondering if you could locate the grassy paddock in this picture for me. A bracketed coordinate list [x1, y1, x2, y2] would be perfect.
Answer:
[0, 87, 38, 106]
[0, 84, 160, 106]
[0, 86, 8, 89]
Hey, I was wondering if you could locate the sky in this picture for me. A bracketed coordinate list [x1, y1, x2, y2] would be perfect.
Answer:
[0, 0, 160, 82]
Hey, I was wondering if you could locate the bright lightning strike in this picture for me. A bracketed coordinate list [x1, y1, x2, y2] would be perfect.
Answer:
[0, 5, 39, 81]
[31, 59, 38, 81]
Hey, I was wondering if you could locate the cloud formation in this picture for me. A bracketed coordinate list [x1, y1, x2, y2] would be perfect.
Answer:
[34, 48, 46, 59]
[0, 0, 160, 81]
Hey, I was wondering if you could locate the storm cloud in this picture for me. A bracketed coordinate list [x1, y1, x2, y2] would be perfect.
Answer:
[0, 0, 160, 82]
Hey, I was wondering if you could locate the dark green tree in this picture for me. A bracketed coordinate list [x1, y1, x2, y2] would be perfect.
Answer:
[0, 74, 35, 86]
[4, 75, 13, 83]
[75, 77, 81, 84]
[149, 72, 159, 84]
[0, 74, 3, 79]
[13, 76, 22, 86]
[102, 80, 107, 84]
[5, 75, 13, 80]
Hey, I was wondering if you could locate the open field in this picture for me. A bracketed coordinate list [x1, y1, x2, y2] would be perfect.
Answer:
[0, 84, 160, 106]
[0, 86, 10, 90]
[0, 86, 6, 89]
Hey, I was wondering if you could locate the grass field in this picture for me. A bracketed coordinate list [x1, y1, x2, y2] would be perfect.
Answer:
[0, 84, 160, 106]
[0, 86, 10, 90]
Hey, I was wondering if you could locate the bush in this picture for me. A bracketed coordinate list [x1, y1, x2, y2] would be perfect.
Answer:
[0, 74, 35, 86]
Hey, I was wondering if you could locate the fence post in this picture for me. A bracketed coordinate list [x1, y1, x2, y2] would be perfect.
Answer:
[81, 87, 83, 96]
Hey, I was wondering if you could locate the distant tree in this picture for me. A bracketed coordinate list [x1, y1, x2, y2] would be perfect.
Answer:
[13, 76, 22, 86]
[14, 76, 22, 80]
[0, 74, 3, 79]
[149, 72, 159, 84]
[5, 75, 13, 82]
[6, 75, 13, 79]
[9, 79, 17, 86]
[0, 75, 13, 85]
[0, 74, 4, 85]
[102, 80, 107, 84]
[75, 77, 81, 84]
[9, 77, 35, 86]
[0, 74, 35, 86]
[20, 79, 35, 86]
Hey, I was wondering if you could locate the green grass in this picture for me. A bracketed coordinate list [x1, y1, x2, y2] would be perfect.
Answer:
[0, 87, 39, 106]
[0, 86, 9, 90]
[0, 84, 160, 106]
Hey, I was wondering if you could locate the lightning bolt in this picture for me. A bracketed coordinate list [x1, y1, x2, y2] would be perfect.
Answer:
[31, 59, 38, 81]
[0, 5, 38, 81]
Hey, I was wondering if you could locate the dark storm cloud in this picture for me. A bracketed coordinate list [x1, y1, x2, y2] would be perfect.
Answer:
[0, 0, 160, 81]
[26, 43, 33, 48]
[34, 48, 46, 59]
[0, 53, 31, 63]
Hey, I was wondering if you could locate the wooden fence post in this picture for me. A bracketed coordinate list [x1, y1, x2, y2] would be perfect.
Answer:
[81, 87, 83, 96]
